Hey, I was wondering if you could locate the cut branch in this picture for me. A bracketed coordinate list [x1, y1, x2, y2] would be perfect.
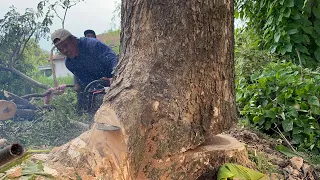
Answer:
[3, 90, 38, 110]
[21, 84, 73, 99]
[6, 66, 50, 90]
[21, 93, 48, 99]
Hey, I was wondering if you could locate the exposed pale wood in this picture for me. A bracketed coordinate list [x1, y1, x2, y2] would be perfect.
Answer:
[0, 139, 7, 147]
[39, 133, 250, 179]
[0, 100, 17, 121]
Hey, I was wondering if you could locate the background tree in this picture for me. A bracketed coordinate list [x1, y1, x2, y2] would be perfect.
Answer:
[236, 0, 320, 67]
[0, 6, 52, 91]
[38, 0, 85, 28]
[0, 39, 49, 96]
[0, 0, 85, 94]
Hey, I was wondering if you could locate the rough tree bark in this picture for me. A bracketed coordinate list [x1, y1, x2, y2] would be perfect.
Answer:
[40, 0, 250, 179]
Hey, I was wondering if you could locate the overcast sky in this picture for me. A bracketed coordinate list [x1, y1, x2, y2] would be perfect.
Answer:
[0, 0, 121, 51]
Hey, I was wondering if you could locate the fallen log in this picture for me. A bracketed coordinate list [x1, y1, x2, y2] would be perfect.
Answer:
[14, 109, 37, 120]
[0, 100, 17, 121]
[0, 143, 24, 167]
[3, 91, 37, 110]
[0, 139, 7, 147]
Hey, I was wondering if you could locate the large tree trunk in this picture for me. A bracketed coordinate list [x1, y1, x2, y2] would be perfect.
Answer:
[40, 0, 250, 179]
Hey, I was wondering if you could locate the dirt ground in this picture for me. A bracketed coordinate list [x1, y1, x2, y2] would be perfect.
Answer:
[225, 127, 320, 180]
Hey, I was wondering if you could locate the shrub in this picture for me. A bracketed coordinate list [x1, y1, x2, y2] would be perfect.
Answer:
[237, 61, 320, 152]
[234, 28, 284, 79]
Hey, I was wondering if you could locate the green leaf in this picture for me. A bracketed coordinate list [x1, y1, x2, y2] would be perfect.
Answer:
[293, 127, 303, 134]
[285, 0, 294, 7]
[295, 44, 310, 55]
[284, 43, 293, 52]
[276, 144, 301, 157]
[250, 73, 260, 81]
[291, 35, 302, 43]
[274, 32, 281, 43]
[282, 119, 293, 132]
[287, 108, 298, 117]
[217, 163, 266, 180]
[301, 15, 312, 26]
[277, 13, 284, 24]
[270, 44, 277, 53]
[314, 48, 320, 62]
[253, 116, 261, 124]
[280, 112, 286, 120]
[303, 0, 312, 13]
[288, 28, 298, 35]
[265, 17, 274, 27]
[312, 6, 320, 18]
[284, 8, 291, 17]
[301, 26, 313, 34]
[291, 12, 301, 19]
[280, 47, 287, 55]
[303, 34, 310, 44]
[265, 121, 272, 130]
[308, 96, 320, 106]
[314, 20, 320, 34]
[265, 110, 276, 118]
[311, 106, 320, 115]
[235, 10, 239, 18]
[284, 88, 293, 98]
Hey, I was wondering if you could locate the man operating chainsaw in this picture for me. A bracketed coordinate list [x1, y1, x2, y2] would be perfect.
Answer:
[51, 29, 118, 113]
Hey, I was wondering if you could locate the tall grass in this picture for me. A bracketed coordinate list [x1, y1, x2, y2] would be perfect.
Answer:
[32, 75, 74, 87]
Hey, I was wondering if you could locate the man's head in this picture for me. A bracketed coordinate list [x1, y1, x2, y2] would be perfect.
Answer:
[84, 29, 96, 38]
[51, 29, 78, 58]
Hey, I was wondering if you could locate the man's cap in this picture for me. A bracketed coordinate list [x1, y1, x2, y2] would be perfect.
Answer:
[51, 29, 72, 44]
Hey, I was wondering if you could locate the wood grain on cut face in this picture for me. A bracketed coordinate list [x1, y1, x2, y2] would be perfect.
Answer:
[0, 100, 16, 121]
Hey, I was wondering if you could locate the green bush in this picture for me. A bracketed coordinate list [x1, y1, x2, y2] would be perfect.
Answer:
[234, 28, 284, 79]
[237, 61, 320, 152]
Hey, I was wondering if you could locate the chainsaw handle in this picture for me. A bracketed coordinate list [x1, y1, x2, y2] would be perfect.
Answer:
[84, 79, 106, 92]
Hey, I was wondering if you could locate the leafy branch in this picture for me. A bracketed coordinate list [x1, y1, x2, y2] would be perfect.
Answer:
[38, 0, 85, 28]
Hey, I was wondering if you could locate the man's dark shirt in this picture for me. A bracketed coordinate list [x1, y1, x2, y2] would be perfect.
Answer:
[65, 37, 118, 87]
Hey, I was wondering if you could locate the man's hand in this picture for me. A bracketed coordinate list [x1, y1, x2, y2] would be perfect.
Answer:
[73, 83, 81, 92]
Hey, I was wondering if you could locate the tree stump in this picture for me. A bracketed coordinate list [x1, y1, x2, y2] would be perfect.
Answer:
[40, 133, 249, 179]
[38, 105, 250, 180]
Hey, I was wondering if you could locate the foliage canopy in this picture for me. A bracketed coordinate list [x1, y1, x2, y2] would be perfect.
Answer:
[235, 0, 320, 67]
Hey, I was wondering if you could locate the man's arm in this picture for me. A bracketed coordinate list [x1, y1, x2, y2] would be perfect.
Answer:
[88, 39, 118, 78]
